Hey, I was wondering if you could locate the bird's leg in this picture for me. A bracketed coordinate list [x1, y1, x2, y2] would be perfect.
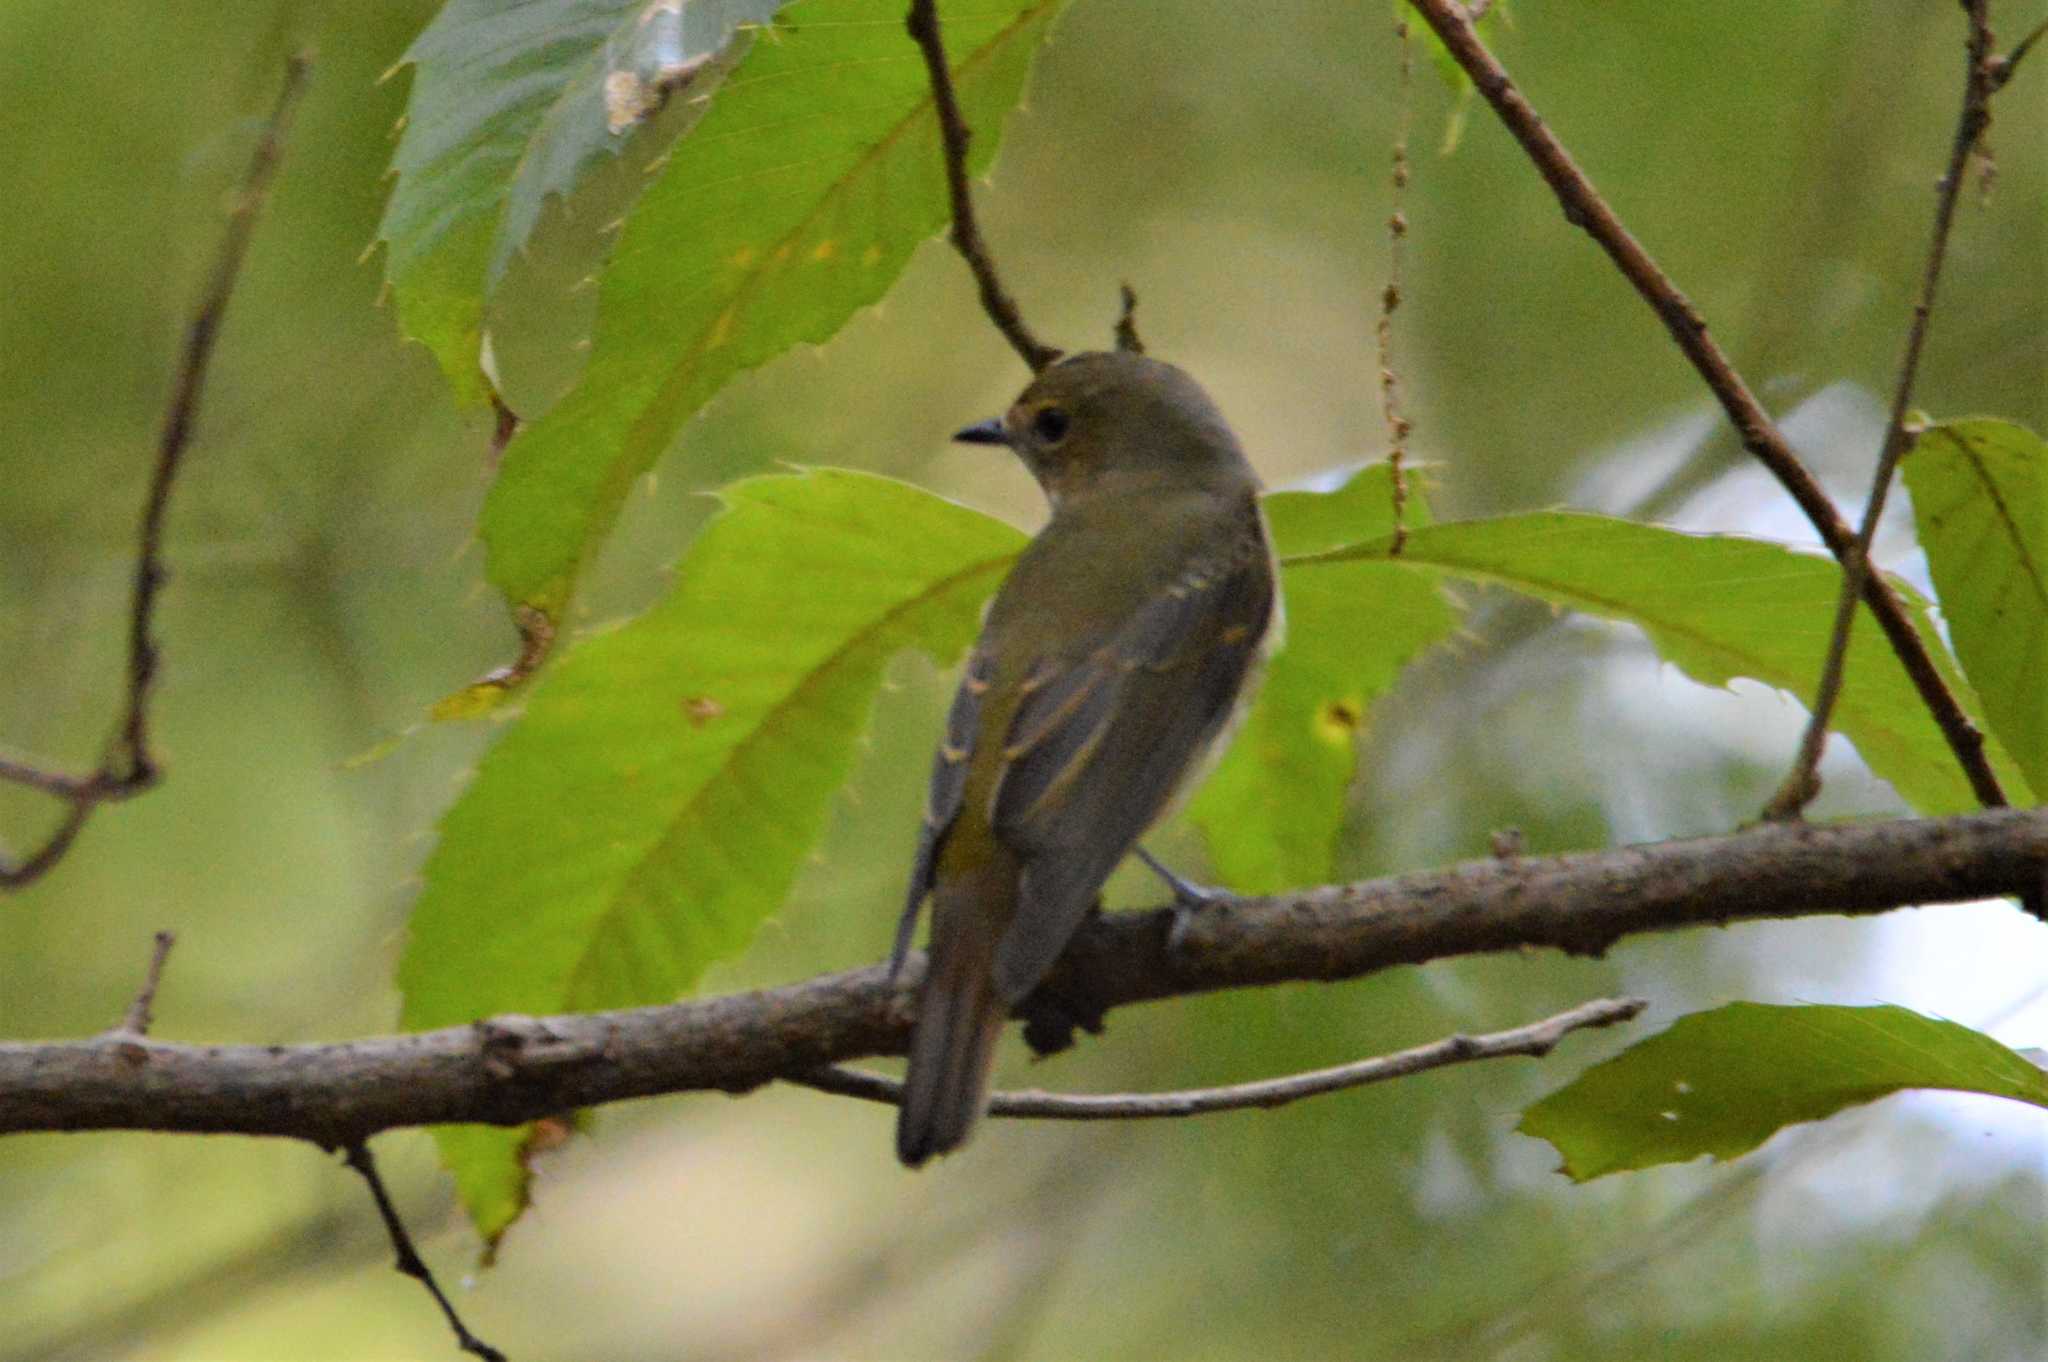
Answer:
[1136, 846, 1224, 906]
[1136, 846, 1227, 959]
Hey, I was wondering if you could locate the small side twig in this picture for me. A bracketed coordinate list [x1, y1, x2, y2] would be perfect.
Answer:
[1765, 0, 2000, 821]
[791, 996, 1645, 1120]
[1113, 283, 1145, 354]
[341, 1141, 507, 1362]
[486, 389, 520, 469]
[1401, 0, 2007, 814]
[0, 53, 313, 890]
[110, 930, 178, 1039]
[1379, 16, 1417, 553]
[905, 0, 1060, 372]
[1994, 15, 2048, 86]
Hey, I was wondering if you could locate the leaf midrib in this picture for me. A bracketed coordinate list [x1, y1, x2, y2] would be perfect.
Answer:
[562, 548, 1016, 1005]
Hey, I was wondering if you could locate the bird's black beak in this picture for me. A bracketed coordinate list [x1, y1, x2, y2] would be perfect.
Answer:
[952, 418, 1010, 446]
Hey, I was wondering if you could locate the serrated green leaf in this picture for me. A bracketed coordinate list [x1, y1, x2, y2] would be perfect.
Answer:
[401, 469, 1022, 1237]
[1903, 419, 2048, 798]
[481, 0, 1068, 621]
[1190, 466, 1460, 892]
[1297, 512, 2032, 815]
[1519, 1003, 2048, 1181]
[378, 0, 785, 401]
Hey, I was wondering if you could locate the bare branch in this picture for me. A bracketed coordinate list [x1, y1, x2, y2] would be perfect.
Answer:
[0, 54, 313, 889]
[793, 996, 1645, 1119]
[905, 0, 1061, 372]
[341, 1141, 507, 1362]
[1766, 1, 2002, 820]
[3, 807, 2045, 1143]
[1400, 0, 2008, 812]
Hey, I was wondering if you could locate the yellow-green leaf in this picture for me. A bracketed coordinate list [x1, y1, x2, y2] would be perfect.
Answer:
[1903, 418, 2048, 798]
[401, 469, 1021, 1240]
[480, 0, 1068, 623]
[1298, 512, 2032, 815]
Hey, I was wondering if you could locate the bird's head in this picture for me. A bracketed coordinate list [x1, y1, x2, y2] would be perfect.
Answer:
[953, 352, 1255, 507]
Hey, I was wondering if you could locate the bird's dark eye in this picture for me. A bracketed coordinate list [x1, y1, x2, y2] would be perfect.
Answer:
[1032, 406, 1071, 444]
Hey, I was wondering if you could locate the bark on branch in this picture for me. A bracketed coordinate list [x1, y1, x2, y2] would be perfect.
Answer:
[5, 807, 2045, 1143]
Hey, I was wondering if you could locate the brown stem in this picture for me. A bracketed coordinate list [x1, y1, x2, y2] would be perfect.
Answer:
[109, 930, 178, 1039]
[1113, 283, 1145, 354]
[1764, 1, 2001, 821]
[905, 0, 1060, 372]
[341, 1141, 507, 1361]
[4, 806, 2045, 1141]
[0, 54, 313, 888]
[1401, 0, 2007, 812]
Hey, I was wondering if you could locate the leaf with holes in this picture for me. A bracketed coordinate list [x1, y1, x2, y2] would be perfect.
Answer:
[481, 0, 1068, 624]
[1903, 419, 2048, 799]
[1189, 466, 1460, 892]
[379, 0, 788, 403]
[401, 469, 1021, 1242]
[1296, 512, 2031, 815]
[1520, 1003, 2048, 1180]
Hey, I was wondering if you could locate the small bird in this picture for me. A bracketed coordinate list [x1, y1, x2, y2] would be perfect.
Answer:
[891, 350, 1279, 1165]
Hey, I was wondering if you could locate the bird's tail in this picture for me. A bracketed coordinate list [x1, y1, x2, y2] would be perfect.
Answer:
[897, 873, 1009, 1167]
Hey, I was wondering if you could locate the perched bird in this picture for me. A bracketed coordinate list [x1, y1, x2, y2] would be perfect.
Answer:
[891, 350, 1280, 1165]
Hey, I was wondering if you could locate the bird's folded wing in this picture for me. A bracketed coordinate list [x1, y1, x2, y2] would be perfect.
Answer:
[986, 529, 1274, 1002]
[892, 647, 993, 977]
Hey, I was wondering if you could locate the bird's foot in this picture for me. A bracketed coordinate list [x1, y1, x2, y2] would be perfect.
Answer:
[1137, 846, 1229, 959]
[1018, 981, 1107, 1058]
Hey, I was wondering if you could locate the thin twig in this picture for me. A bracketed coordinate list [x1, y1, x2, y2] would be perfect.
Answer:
[0, 53, 313, 889]
[1113, 283, 1145, 354]
[341, 1141, 507, 1362]
[791, 997, 1644, 1120]
[111, 930, 178, 1038]
[1765, 1, 1999, 820]
[1401, 0, 2008, 813]
[905, 0, 1060, 372]
[1379, 17, 1417, 553]
[1994, 15, 2048, 86]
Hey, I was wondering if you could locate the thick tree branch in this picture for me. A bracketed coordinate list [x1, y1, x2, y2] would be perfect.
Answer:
[4, 808, 2044, 1143]
[1401, 0, 2007, 812]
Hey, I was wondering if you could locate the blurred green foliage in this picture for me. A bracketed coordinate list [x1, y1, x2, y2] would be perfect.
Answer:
[2, 1, 2044, 1359]
[1192, 466, 1461, 894]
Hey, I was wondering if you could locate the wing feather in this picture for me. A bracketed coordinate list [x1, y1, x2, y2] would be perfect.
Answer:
[891, 647, 992, 977]
[987, 509, 1276, 1000]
